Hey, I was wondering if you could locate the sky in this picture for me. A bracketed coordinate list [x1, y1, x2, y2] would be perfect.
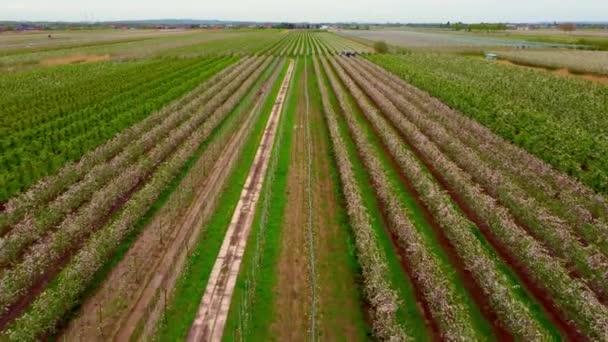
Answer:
[2, 0, 608, 23]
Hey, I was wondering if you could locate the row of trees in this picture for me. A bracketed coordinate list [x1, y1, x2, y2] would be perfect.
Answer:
[0, 57, 243, 234]
[313, 55, 408, 340]
[0, 58, 256, 271]
[325, 56, 482, 340]
[263, 32, 372, 57]
[443, 22, 507, 31]
[342, 55, 608, 339]
[442, 22, 579, 32]
[349, 55, 608, 297]
[368, 53, 608, 195]
[331, 55, 552, 339]
[0, 57, 231, 203]
[356, 56, 608, 237]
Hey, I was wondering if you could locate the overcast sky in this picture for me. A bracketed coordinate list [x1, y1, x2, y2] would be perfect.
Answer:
[3, 0, 607, 23]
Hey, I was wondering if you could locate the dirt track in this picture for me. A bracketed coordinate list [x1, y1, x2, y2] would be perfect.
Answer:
[272, 59, 311, 341]
[187, 59, 295, 342]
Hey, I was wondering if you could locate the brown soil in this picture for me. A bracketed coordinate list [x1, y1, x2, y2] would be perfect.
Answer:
[41, 54, 110, 66]
[271, 62, 312, 342]
[496, 59, 608, 85]
[187, 60, 295, 342]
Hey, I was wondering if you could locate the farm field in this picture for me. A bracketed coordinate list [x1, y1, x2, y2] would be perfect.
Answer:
[368, 52, 608, 193]
[449, 28, 608, 51]
[339, 28, 579, 50]
[0, 29, 288, 68]
[489, 49, 608, 75]
[1, 26, 608, 342]
[0, 28, 196, 50]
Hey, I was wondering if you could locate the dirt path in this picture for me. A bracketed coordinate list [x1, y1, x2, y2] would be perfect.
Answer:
[305, 57, 318, 341]
[271, 59, 311, 341]
[187, 59, 295, 342]
[271, 58, 368, 341]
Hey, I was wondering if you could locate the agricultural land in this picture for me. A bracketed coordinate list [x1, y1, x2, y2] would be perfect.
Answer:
[1, 26, 607, 342]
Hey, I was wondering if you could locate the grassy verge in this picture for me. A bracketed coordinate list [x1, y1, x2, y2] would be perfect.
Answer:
[150, 58, 281, 340]
[222, 58, 299, 341]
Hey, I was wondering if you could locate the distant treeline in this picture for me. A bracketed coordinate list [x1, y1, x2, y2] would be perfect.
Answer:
[443, 22, 507, 32]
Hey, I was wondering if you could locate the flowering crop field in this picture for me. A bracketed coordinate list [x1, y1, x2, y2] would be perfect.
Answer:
[314, 54, 608, 341]
[0, 29, 607, 342]
[369, 52, 608, 194]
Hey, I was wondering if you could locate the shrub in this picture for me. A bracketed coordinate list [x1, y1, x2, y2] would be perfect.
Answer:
[373, 41, 389, 54]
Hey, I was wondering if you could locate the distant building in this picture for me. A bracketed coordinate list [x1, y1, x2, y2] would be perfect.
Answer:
[485, 53, 498, 61]
[516, 24, 540, 31]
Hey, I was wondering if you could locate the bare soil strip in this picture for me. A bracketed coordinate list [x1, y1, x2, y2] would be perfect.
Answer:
[271, 59, 312, 341]
[187, 59, 295, 342]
